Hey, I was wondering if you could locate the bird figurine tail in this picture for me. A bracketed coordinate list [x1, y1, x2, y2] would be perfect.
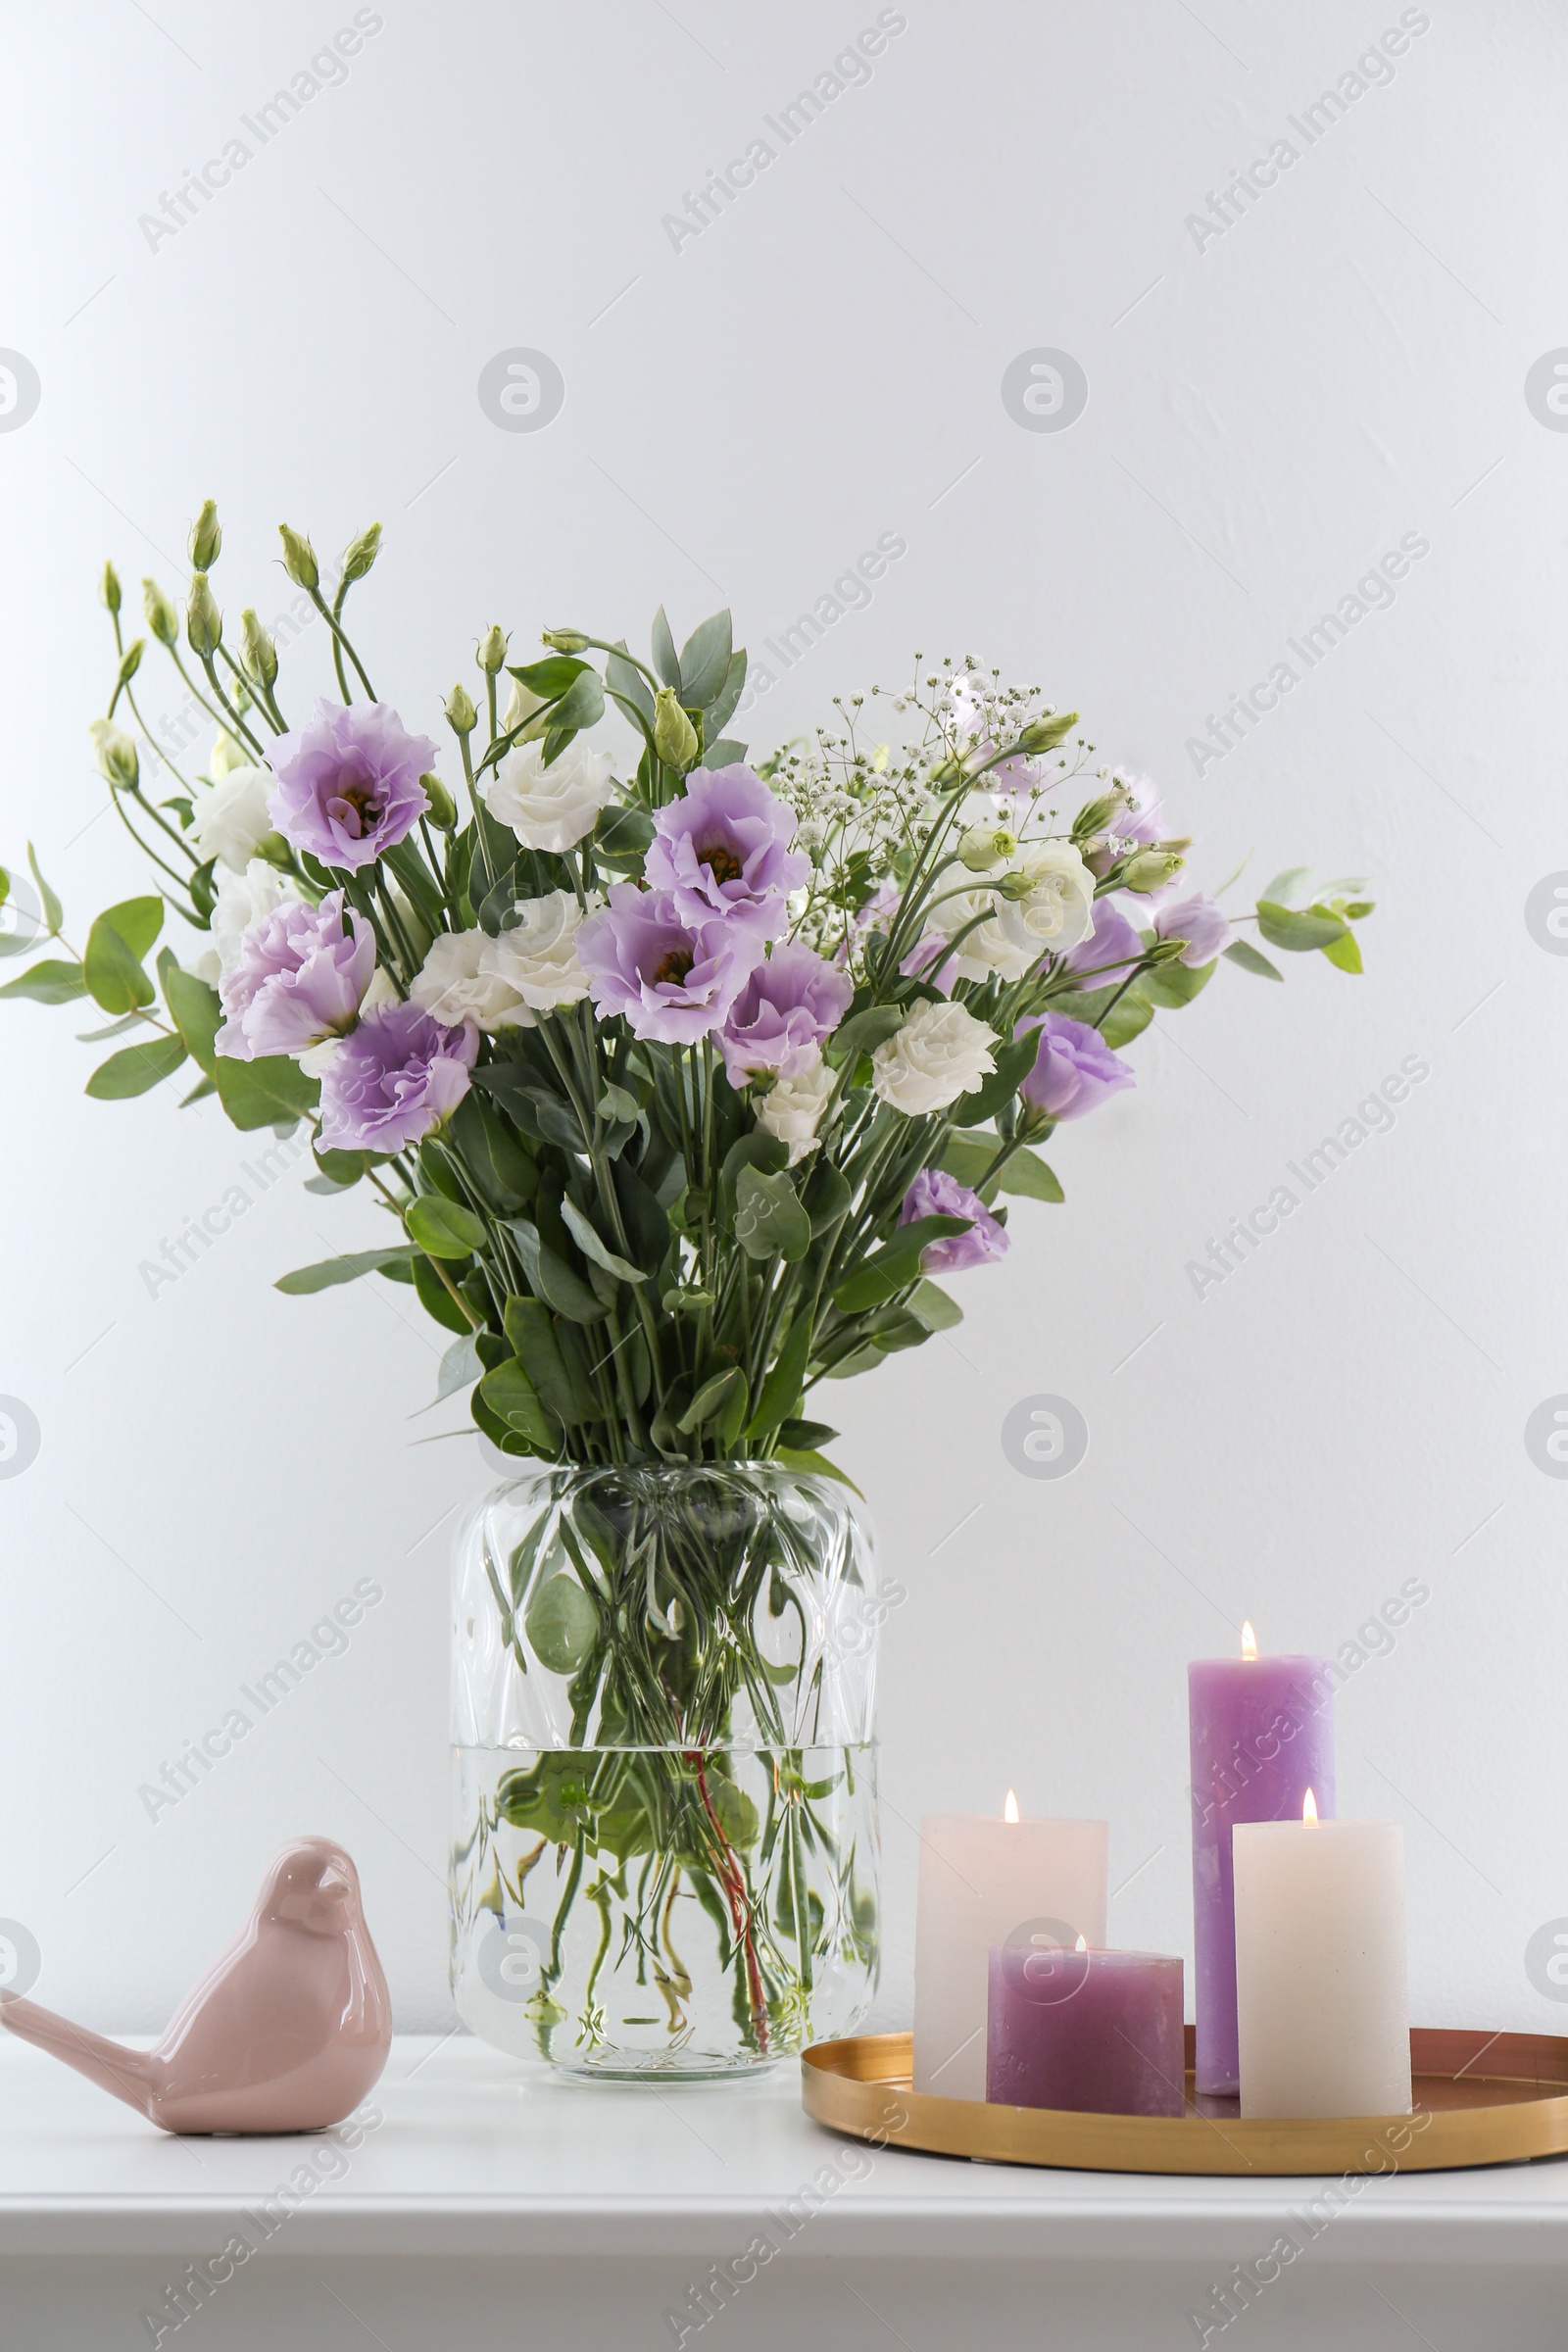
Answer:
[0, 1994, 157, 2118]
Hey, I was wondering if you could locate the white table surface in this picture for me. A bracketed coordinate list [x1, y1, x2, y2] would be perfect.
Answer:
[3, 2030, 1568, 2256]
[4, 2034, 1567, 2349]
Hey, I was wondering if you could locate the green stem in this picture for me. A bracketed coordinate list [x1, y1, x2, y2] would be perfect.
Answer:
[308, 583, 376, 700]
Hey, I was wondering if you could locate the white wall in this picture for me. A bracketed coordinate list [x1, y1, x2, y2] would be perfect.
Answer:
[1, 0, 1564, 2041]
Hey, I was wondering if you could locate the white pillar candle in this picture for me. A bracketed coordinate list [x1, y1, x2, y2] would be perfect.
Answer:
[1234, 1800, 1411, 2119]
[913, 1797, 1107, 2100]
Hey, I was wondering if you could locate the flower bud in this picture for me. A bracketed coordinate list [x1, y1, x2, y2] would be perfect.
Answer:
[503, 676, 549, 743]
[1071, 791, 1120, 840]
[339, 521, 382, 586]
[477, 623, 508, 674]
[277, 523, 319, 591]
[653, 687, 699, 770]
[187, 500, 222, 571]
[993, 867, 1037, 902]
[186, 571, 222, 658]
[142, 577, 179, 647]
[1016, 710, 1079, 757]
[541, 627, 589, 654]
[445, 682, 477, 735]
[239, 607, 278, 689]
[210, 731, 249, 777]
[1122, 848, 1186, 895]
[419, 771, 459, 829]
[90, 719, 139, 789]
[958, 823, 1016, 871]
[254, 830, 293, 870]
[117, 639, 145, 689]
[99, 561, 122, 614]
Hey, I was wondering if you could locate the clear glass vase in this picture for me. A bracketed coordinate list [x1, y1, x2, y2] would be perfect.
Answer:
[449, 1461, 880, 2080]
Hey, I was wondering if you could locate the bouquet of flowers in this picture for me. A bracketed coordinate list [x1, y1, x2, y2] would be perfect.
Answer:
[2, 503, 1371, 1479]
[1, 505, 1373, 2072]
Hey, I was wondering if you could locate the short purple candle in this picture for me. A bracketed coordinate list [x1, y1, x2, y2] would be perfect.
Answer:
[986, 1944, 1185, 2116]
[1189, 1629, 1336, 2097]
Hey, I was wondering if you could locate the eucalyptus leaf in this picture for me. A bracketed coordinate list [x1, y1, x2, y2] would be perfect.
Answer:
[952, 1030, 1037, 1125]
[536, 1240, 609, 1324]
[996, 1151, 1064, 1203]
[774, 1446, 863, 1495]
[74, 1012, 143, 1042]
[906, 1277, 963, 1331]
[478, 1357, 559, 1452]
[560, 1196, 647, 1285]
[1101, 988, 1156, 1049]
[677, 610, 732, 709]
[650, 606, 680, 690]
[84, 904, 161, 1013]
[1256, 900, 1347, 953]
[524, 1574, 599, 1674]
[406, 1195, 487, 1259]
[1261, 865, 1314, 906]
[832, 1215, 971, 1313]
[26, 844, 62, 935]
[416, 1333, 482, 1409]
[1223, 937, 1283, 981]
[1139, 956, 1214, 1009]
[678, 1365, 747, 1435]
[275, 1247, 416, 1295]
[733, 1164, 811, 1261]
[703, 649, 748, 743]
[158, 952, 222, 1076]
[84, 1032, 187, 1098]
[826, 1004, 905, 1068]
[213, 1053, 318, 1132]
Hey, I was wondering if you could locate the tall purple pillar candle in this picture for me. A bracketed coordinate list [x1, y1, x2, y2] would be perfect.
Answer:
[1189, 1628, 1335, 2096]
[987, 1945, 1185, 2116]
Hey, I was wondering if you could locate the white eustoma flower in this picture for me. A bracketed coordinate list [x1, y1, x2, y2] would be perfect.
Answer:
[189, 765, 275, 873]
[410, 927, 526, 1034]
[929, 884, 1038, 983]
[756, 1049, 836, 1165]
[208, 859, 294, 979]
[480, 889, 599, 1019]
[481, 739, 617, 853]
[996, 840, 1096, 958]
[871, 999, 997, 1116]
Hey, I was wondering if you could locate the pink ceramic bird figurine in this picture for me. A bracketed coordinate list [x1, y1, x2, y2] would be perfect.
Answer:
[0, 1837, 391, 2133]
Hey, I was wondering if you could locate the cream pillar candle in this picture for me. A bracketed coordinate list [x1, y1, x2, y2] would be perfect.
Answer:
[912, 1796, 1107, 2100]
[1234, 1795, 1411, 2120]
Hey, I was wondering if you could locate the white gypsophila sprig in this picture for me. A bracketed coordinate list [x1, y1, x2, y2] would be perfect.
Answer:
[772, 656, 1098, 978]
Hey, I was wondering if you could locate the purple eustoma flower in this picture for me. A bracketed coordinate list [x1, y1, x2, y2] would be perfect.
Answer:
[643, 764, 808, 936]
[1063, 895, 1146, 982]
[267, 700, 436, 873]
[1153, 892, 1230, 967]
[577, 883, 763, 1044]
[720, 941, 853, 1086]
[1016, 1010, 1136, 1121]
[900, 1167, 1009, 1274]
[317, 999, 477, 1154]
[216, 891, 375, 1062]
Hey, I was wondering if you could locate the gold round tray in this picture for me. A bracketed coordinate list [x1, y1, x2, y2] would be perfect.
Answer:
[801, 2028, 1568, 2176]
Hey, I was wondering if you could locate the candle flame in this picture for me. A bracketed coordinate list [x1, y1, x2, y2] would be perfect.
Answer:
[1003, 1788, 1020, 1824]
[1074, 1934, 1087, 1952]
[1241, 1620, 1257, 1661]
[1303, 1788, 1318, 1825]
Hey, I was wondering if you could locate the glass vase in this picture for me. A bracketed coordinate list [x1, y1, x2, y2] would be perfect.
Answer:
[449, 1460, 880, 2080]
